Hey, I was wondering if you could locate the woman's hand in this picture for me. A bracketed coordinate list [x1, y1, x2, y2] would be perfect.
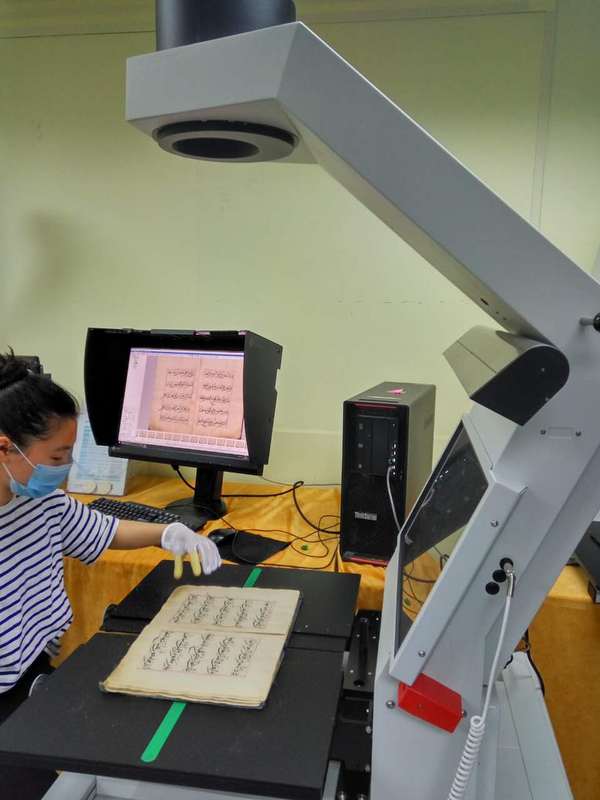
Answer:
[161, 522, 222, 578]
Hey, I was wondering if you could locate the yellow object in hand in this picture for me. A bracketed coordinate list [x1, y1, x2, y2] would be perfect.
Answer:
[173, 554, 184, 580]
[190, 550, 202, 577]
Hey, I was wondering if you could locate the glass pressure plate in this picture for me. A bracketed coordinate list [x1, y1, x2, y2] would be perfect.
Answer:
[394, 423, 489, 656]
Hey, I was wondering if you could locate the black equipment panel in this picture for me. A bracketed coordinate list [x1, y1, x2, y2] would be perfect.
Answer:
[103, 563, 255, 622]
[575, 521, 600, 601]
[103, 561, 360, 643]
[0, 633, 343, 800]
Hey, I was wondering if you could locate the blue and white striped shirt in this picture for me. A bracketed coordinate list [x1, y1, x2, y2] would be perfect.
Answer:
[0, 490, 117, 692]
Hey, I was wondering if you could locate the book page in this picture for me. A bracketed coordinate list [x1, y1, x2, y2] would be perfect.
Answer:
[101, 626, 285, 707]
[156, 585, 301, 636]
[100, 586, 301, 708]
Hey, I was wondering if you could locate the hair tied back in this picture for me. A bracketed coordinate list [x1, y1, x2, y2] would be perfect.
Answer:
[0, 354, 30, 392]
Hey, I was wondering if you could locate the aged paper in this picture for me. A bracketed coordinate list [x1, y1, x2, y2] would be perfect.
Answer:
[101, 586, 301, 708]
[158, 585, 300, 635]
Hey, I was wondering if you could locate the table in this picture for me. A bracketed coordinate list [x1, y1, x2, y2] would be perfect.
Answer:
[62, 475, 599, 800]
[528, 565, 600, 800]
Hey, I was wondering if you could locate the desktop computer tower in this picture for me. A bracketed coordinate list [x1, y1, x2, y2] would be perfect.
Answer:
[340, 382, 435, 565]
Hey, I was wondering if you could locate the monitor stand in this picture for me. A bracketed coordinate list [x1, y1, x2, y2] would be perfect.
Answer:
[165, 467, 227, 531]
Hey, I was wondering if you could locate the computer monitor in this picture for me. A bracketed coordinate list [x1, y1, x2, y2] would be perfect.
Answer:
[84, 328, 282, 529]
[394, 422, 489, 656]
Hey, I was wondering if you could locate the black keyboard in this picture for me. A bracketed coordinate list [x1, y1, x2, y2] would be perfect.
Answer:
[87, 497, 181, 525]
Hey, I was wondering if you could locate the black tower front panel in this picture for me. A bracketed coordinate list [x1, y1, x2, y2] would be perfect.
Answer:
[340, 382, 435, 564]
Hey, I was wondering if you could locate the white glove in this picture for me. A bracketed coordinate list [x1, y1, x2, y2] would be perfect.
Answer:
[161, 522, 222, 578]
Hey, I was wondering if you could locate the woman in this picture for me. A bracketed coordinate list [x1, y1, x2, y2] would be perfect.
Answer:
[0, 351, 221, 798]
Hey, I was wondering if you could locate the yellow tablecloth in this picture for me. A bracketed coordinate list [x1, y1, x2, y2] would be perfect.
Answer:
[61, 475, 599, 800]
[529, 566, 600, 800]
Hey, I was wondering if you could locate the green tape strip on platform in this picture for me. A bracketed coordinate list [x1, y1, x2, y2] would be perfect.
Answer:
[140, 701, 186, 763]
[245, 567, 263, 587]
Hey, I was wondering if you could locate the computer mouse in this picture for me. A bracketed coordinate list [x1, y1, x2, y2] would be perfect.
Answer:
[208, 528, 237, 545]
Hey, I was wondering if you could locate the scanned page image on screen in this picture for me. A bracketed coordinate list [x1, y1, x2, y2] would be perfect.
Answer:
[149, 354, 244, 440]
[100, 586, 301, 708]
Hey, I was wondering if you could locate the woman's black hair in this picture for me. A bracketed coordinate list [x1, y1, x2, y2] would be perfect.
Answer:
[0, 351, 79, 448]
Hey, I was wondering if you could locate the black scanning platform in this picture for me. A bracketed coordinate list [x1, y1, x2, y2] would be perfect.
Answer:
[103, 562, 360, 648]
[0, 633, 343, 799]
[0, 565, 360, 798]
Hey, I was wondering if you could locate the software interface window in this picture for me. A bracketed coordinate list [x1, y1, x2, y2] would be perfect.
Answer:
[118, 348, 248, 457]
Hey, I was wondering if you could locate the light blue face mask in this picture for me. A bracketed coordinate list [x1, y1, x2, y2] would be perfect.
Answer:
[2, 443, 72, 499]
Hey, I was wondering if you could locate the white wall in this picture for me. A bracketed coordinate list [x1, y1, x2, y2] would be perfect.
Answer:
[1, 1, 599, 482]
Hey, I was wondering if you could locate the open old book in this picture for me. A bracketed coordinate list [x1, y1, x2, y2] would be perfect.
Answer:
[101, 585, 301, 709]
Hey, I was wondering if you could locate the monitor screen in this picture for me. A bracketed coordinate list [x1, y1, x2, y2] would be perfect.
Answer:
[84, 328, 282, 531]
[395, 423, 489, 656]
[118, 347, 249, 459]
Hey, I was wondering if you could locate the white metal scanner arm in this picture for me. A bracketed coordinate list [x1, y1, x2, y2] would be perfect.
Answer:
[127, 21, 600, 800]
